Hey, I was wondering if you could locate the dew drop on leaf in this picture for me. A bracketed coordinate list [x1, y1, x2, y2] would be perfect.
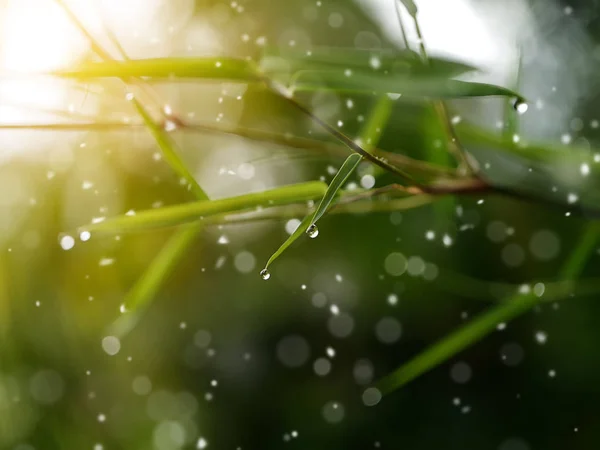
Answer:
[260, 269, 271, 280]
[307, 224, 319, 239]
[513, 98, 528, 114]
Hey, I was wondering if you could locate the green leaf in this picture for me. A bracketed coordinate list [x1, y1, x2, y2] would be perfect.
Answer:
[377, 222, 600, 394]
[109, 224, 202, 338]
[79, 182, 327, 234]
[262, 214, 314, 273]
[378, 293, 538, 394]
[292, 71, 525, 101]
[130, 97, 208, 200]
[261, 47, 477, 78]
[53, 57, 258, 81]
[399, 0, 418, 16]
[310, 153, 362, 226]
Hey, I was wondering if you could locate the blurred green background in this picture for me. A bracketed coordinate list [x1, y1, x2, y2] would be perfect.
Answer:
[2, 0, 600, 449]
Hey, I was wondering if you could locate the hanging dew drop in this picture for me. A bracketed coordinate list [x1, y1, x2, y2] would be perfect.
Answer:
[307, 224, 319, 238]
[260, 269, 271, 280]
[513, 99, 528, 115]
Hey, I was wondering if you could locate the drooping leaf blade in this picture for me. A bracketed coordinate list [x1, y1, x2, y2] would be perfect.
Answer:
[261, 47, 477, 78]
[80, 182, 327, 234]
[292, 71, 525, 101]
[53, 57, 259, 81]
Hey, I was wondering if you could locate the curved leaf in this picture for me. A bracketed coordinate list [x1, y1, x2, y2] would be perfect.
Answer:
[261, 47, 477, 78]
[292, 70, 525, 101]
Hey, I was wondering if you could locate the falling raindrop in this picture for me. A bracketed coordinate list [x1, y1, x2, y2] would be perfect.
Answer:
[513, 99, 528, 114]
[307, 224, 319, 238]
[260, 269, 271, 280]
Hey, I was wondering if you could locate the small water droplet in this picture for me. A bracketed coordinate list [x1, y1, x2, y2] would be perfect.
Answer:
[513, 99, 528, 114]
[59, 235, 75, 251]
[79, 230, 91, 242]
[119, 303, 127, 314]
[260, 269, 271, 280]
[307, 224, 319, 238]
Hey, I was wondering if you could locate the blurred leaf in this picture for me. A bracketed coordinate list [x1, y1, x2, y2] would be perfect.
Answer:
[130, 97, 208, 200]
[54, 57, 258, 80]
[377, 222, 600, 394]
[292, 71, 525, 101]
[262, 47, 477, 78]
[458, 122, 592, 164]
[378, 293, 538, 394]
[80, 182, 327, 233]
[109, 224, 202, 338]
[399, 0, 418, 16]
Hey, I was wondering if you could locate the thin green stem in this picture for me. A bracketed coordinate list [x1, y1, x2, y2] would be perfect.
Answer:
[409, 10, 474, 175]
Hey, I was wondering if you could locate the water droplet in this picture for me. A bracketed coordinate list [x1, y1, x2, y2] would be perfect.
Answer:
[513, 99, 528, 114]
[362, 387, 382, 406]
[119, 303, 127, 314]
[164, 120, 177, 132]
[79, 230, 91, 242]
[101, 336, 121, 356]
[59, 235, 75, 251]
[260, 269, 271, 280]
[307, 224, 319, 238]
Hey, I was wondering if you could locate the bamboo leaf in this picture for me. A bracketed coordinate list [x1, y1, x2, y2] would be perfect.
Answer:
[262, 214, 314, 275]
[54, 57, 258, 81]
[376, 222, 600, 395]
[109, 224, 202, 338]
[399, 0, 418, 17]
[292, 71, 525, 101]
[130, 97, 208, 200]
[261, 95, 394, 272]
[262, 47, 477, 78]
[377, 293, 538, 394]
[79, 182, 327, 234]
[310, 153, 362, 226]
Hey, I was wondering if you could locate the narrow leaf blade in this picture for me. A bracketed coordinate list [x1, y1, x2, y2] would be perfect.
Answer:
[79, 182, 327, 234]
[262, 47, 477, 78]
[130, 97, 208, 200]
[54, 57, 258, 81]
[263, 214, 314, 272]
[310, 153, 362, 225]
[292, 71, 525, 101]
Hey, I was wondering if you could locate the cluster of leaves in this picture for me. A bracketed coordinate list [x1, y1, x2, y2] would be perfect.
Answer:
[28, 0, 600, 399]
